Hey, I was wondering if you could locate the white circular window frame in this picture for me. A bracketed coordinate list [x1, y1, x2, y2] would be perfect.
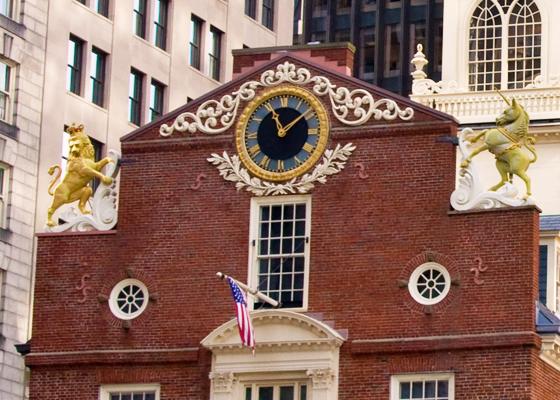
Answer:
[408, 262, 451, 306]
[109, 279, 150, 320]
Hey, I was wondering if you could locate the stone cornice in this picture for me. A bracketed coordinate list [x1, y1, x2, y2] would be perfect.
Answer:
[540, 334, 560, 371]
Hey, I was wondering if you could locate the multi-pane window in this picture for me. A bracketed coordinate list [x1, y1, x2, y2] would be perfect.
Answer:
[0, 61, 12, 123]
[469, 0, 541, 91]
[384, 24, 401, 78]
[153, 0, 168, 50]
[67, 35, 84, 95]
[391, 374, 454, 400]
[208, 26, 222, 81]
[539, 245, 548, 305]
[90, 47, 106, 107]
[189, 15, 203, 70]
[262, 0, 274, 30]
[358, 0, 376, 82]
[100, 385, 159, 400]
[245, 0, 256, 19]
[245, 383, 308, 400]
[133, 0, 147, 38]
[310, 0, 328, 42]
[251, 197, 310, 309]
[109, 393, 155, 400]
[94, 0, 109, 17]
[128, 68, 144, 126]
[0, 164, 9, 229]
[149, 79, 165, 121]
[0, 0, 13, 18]
[334, 0, 352, 42]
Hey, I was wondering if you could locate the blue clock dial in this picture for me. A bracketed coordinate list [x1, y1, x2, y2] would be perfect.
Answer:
[236, 86, 329, 182]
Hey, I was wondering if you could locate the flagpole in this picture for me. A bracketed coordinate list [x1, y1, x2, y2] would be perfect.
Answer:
[216, 272, 280, 308]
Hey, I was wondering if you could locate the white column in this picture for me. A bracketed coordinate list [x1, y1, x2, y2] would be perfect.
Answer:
[307, 368, 336, 400]
[209, 371, 235, 400]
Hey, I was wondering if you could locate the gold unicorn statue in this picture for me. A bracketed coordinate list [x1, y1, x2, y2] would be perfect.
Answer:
[46, 123, 114, 226]
[460, 91, 537, 199]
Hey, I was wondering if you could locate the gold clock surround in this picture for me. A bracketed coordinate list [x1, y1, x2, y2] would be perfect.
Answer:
[235, 85, 330, 182]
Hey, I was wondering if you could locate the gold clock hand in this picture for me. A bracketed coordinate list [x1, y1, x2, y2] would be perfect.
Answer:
[282, 109, 310, 134]
[270, 109, 287, 137]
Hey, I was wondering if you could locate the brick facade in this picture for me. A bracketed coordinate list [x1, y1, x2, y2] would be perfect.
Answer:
[28, 53, 560, 399]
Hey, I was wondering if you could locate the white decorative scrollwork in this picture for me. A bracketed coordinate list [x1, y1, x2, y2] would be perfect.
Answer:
[45, 150, 121, 232]
[160, 61, 413, 137]
[412, 79, 464, 95]
[209, 372, 236, 393]
[450, 129, 534, 211]
[207, 143, 356, 196]
[524, 74, 560, 89]
[306, 368, 335, 390]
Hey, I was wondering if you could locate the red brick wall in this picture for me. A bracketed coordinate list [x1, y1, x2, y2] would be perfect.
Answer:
[30, 56, 559, 398]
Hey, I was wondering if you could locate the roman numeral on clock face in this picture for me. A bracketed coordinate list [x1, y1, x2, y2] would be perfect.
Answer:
[280, 96, 288, 108]
[303, 143, 315, 153]
[248, 144, 260, 156]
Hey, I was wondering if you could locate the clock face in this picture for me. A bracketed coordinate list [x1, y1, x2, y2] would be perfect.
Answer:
[236, 86, 329, 182]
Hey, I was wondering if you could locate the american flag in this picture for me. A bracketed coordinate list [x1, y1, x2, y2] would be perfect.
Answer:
[227, 277, 255, 349]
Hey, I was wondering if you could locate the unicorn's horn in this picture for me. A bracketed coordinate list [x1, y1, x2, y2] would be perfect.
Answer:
[494, 86, 512, 106]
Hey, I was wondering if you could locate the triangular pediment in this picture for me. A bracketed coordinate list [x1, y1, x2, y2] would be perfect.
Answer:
[201, 310, 345, 351]
[122, 53, 457, 144]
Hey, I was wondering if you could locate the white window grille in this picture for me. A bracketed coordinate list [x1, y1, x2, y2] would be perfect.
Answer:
[108, 279, 149, 320]
[99, 385, 160, 400]
[244, 382, 308, 400]
[0, 163, 10, 229]
[408, 262, 451, 306]
[391, 374, 454, 400]
[468, 0, 541, 91]
[0, 61, 13, 123]
[249, 195, 311, 310]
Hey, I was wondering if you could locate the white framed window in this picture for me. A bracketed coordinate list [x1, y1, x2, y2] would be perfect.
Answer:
[0, 60, 14, 124]
[248, 195, 311, 310]
[244, 381, 308, 400]
[408, 262, 451, 306]
[391, 374, 454, 400]
[99, 384, 160, 400]
[0, 0, 17, 20]
[108, 279, 149, 320]
[468, 0, 541, 91]
[0, 163, 10, 229]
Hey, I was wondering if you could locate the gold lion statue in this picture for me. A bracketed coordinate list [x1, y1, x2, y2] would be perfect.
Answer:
[47, 123, 114, 226]
[460, 93, 537, 199]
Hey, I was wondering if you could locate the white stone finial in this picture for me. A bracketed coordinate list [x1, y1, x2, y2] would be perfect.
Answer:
[411, 43, 428, 80]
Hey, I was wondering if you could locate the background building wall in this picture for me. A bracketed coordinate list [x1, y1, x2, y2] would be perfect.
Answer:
[35, 0, 293, 229]
[0, 0, 47, 399]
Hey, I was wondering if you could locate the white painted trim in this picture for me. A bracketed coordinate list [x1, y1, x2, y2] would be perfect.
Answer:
[408, 262, 451, 306]
[99, 384, 160, 400]
[109, 278, 149, 320]
[390, 373, 455, 400]
[247, 195, 311, 312]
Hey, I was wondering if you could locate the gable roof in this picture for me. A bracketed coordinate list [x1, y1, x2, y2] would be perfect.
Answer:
[122, 52, 458, 144]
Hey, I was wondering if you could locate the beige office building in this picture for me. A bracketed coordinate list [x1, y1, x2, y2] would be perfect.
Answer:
[0, 0, 47, 398]
[36, 0, 294, 227]
[0, 0, 292, 399]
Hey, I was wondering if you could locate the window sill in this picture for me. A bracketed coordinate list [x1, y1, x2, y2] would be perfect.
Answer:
[0, 14, 25, 38]
[73, 0, 113, 23]
[132, 35, 170, 57]
[0, 120, 18, 140]
[186, 64, 221, 85]
[0, 227, 12, 243]
[244, 15, 276, 35]
[66, 91, 109, 114]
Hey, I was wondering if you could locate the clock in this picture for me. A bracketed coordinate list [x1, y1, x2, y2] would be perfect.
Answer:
[235, 86, 329, 182]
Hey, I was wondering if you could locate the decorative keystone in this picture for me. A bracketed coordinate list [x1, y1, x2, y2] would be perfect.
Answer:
[149, 292, 160, 302]
[97, 294, 109, 303]
[397, 279, 409, 288]
[125, 268, 135, 278]
[122, 320, 131, 330]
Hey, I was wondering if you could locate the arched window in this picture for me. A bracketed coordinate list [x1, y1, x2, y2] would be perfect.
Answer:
[468, 0, 541, 91]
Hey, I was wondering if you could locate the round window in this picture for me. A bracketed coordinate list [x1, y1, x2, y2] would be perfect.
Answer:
[109, 279, 149, 320]
[408, 262, 451, 305]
